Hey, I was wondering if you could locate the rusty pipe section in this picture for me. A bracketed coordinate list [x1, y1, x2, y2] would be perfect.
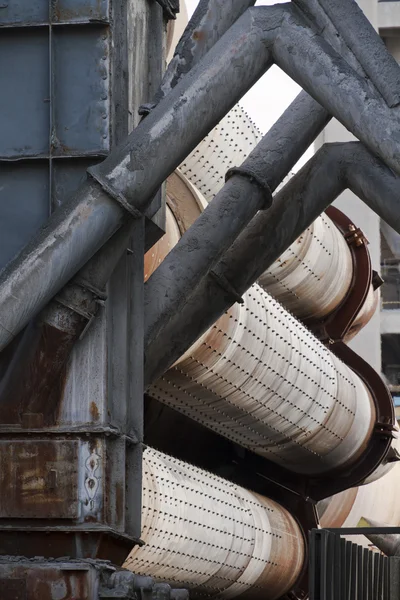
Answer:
[258, 213, 354, 322]
[124, 447, 305, 600]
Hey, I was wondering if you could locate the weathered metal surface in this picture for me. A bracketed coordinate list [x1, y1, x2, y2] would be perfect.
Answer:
[150, 283, 376, 476]
[125, 448, 305, 600]
[259, 212, 354, 322]
[144, 141, 400, 388]
[0, 440, 79, 519]
[155, 0, 179, 20]
[157, 0, 256, 102]
[0, 6, 274, 353]
[296, 0, 400, 108]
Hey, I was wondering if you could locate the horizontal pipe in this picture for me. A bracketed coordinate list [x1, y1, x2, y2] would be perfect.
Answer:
[0, 8, 274, 352]
[144, 142, 400, 387]
[124, 447, 305, 600]
[297, 0, 400, 108]
[144, 90, 330, 346]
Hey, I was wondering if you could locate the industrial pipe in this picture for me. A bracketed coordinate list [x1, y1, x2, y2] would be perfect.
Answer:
[3, 2, 400, 353]
[157, 0, 256, 104]
[148, 282, 376, 476]
[144, 90, 330, 346]
[124, 447, 305, 600]
[294, 0, 400, 108]
[0, 7, 275, 352]
[145, 142, 400, 387]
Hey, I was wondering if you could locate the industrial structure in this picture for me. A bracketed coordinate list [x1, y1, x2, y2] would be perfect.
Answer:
[2, 0, 400, 598]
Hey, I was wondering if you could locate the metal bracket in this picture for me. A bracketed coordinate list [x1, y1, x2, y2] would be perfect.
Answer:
[225, 166, 273, 209]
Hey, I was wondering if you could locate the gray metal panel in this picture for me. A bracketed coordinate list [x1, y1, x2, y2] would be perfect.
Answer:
[0, 29, 49, 158]
[52, 26, 110, 156]
[0, 0, 48, 25]
[0, 163, 49, 269]
[52, 0, 109, 23]
[52, 158, 101, 208]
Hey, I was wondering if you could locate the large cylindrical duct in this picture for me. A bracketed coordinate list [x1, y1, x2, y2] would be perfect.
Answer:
[144, 173, 381, 477]
[258, 212, 354, 321]
[124, 447, 305, 600]
[149, 283, 375, 475]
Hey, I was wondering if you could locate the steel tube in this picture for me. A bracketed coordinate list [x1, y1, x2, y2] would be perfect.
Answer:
[296, 0, 400, 108]
[271, 4, 400, 175]
[157, 0, 256, 103]
[0, 9, 274, 352]
[124, 447, 305, 599]
[144, 90, 330, 346]
[145, 142, 400, 386]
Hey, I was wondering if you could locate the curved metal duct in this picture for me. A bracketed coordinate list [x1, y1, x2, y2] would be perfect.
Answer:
[124, 447, 305, 600]
[258, 212, 354, 321]
[143, 171, 389, 478]
[149, 284, 375, 476]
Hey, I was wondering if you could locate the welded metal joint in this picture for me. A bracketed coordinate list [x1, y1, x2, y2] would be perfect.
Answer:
[86, 172, 144, 219]
[209, 270, 244, 305]
[226, 166, 273, 209]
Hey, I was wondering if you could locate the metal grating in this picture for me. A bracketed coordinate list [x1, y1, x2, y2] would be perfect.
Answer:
[0, 0, 110, 270]
[309, 529, 398, 600]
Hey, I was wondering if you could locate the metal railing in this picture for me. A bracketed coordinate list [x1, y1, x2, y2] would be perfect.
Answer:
[309, 529, 396, 599]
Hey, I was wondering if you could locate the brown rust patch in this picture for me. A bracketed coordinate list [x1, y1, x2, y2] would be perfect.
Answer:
[192, 29, 205, 42]
[90, 401, 100, 421]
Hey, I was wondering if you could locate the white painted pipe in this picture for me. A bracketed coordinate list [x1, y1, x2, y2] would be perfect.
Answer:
[149, 284, 375, 475]
[124, 447, 305, 600]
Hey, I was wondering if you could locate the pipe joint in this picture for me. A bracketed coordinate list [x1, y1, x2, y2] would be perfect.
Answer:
[86, 171, 144, 219]
[225, 166, 273, 209]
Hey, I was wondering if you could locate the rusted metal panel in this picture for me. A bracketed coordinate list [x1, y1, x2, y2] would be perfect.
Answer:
[0, 441, 79, 519]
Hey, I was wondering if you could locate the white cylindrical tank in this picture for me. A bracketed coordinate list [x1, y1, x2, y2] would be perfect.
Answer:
[124, 447, 305, 600]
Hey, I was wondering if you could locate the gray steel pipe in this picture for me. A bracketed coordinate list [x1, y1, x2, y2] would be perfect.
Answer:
[2, 2, 400, 352]
[157, 0, 256, 103]
[144, 90, 330, 346]
[0, 8, 274, 352]
[145, 141, 400, 386]
[295, 0, 400, 108]
[271, 3, 400, 175]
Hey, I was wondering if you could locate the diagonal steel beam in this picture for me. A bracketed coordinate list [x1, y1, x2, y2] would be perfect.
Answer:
[144, 141, 400, 386]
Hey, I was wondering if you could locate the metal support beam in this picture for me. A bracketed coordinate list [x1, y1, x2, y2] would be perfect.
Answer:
[156, 0, 256, 103]
[1, 2, 400, 353]
[144, 141, 400, 386]
[0, 7, 274, 352]
[295, 0, 400, 108]
[144, 90, 330, 346]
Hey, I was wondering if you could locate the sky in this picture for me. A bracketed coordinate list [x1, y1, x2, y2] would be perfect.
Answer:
[183, 0, 313, 169]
